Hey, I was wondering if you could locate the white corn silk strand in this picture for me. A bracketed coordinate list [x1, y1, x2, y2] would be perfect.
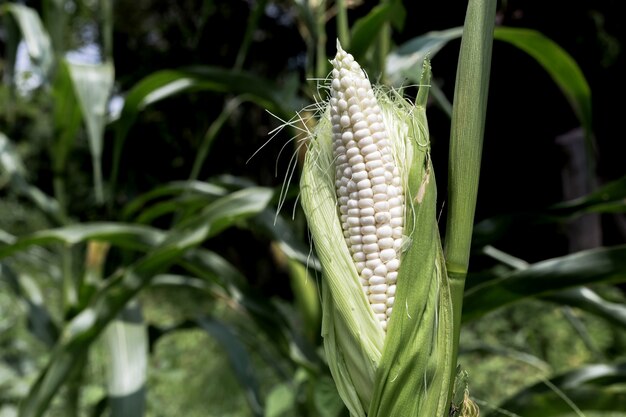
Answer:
[330, 43, 404, 331]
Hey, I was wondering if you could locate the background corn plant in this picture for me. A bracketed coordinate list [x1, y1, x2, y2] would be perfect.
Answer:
[0, 1, 625, 416]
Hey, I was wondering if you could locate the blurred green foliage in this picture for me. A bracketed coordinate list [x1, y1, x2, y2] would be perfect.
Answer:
[0, 1, 625, 417]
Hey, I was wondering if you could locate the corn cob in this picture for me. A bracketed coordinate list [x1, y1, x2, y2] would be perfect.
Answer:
[330, 44, 404, 331]
[299, 42, 455, 417]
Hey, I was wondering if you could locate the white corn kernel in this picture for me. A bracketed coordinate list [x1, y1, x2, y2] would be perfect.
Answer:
[330, 43, 404, 332]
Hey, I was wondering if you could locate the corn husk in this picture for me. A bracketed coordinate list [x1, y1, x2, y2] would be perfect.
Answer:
[300, 49, 455, 417]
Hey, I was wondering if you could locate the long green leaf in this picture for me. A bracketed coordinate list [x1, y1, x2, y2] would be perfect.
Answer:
[66, 59, 115, 204]
[493, 27, 593, 143]
[0, 262, 59, 347]
[473, 176, 626, 248]
[385, 27, 463, 85]
[0, 223, 165, 259]
[0, 3, 53, 78]
[350, 0, 406, 61]
[386, 26, 592, 146]
[485, 363, 626, 417]
[122, 180, 227, 220]
[463, 245, 626, 322]
[104, 303, 147, 417]
[18, 187, 273, 417]
[544, 287, 626, 331]
[550, 174, 626, 214]
[51, 60, 83, 214]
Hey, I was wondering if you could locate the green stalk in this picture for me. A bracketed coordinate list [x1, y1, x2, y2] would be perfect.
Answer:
[335, 0, 349, 48]
[376, 0, 391, 80]
[315, 0, 328, 80]
[101, 0, 113, 61]
[65, 354, 88, 417]
[188, 97, 244, 182]
[444, 0, 497, 398]
[234, 0, 268, 70]
[62, 245, 77, 308]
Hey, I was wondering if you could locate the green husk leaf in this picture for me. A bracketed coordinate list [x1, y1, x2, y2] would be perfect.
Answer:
[369, 63, 453, 417]
[300, 112, 384, 417]
[301, 58, 454, 417]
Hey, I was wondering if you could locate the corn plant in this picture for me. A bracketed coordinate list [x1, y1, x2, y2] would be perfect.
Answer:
[299, 0, 496, 415]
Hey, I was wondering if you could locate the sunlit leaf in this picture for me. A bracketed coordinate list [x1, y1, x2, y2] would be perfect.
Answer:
[51, 61, 83, 181]
[350, 0, 406, 61]
[104, 303, 147, 417]
[463, 245, 626, 322]
[386, 27, 463, 85]
[486, 363, 626, 417]
[66, 59, 115, 203]
[386, 26, 592, 143]
[544, 287, 626, 331]
[0, 223, 165, 259]
[0, 3, 53, 77]
[265, 383, 296, 417]
[0, 262, 59, 347]
[122, 180, 227, 220]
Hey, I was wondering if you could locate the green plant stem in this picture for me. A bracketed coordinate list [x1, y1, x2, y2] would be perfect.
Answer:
[62, 245, 77, 309]
[315, 0, 328, 80]
[52, 174, 67, 217]
[93, 155, 104, 204]
[189, 96, 244, 182]
[234, 0, 268, 70]
[335, 0, 349, 48]
[65, 355, 86, 417]
[376, 0, 391, 80]
[444, 0, 497, 400]
[101, 0, 113, 61]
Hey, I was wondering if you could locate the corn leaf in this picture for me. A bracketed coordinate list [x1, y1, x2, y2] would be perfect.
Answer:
[473, 176, 626, 248]
[66, 59, 115, 204]
[17, 187, 273, 417]
[350, 0, 406, 61]
[385, 27, 463, 86]
[486, 363, 626, 417]
[104, 303, 147, 417]
[550, 174, 626, 214]
[544, 287, 626, 331]
[313, 375, 346, 417]
[51, 61, 83, 184]
[386, 26, 592, 145]
[369, 68, 453, 417]
[122, 180, 227, 220]
[0, 262, 59, 347]
[0, 3, 53, 78]
[300, 113, 384, 417]
[0, 223, 164, 259]
[265, 383, 296, 417]
[463, 245, 626, 322]
[1, 11, 19, 87]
